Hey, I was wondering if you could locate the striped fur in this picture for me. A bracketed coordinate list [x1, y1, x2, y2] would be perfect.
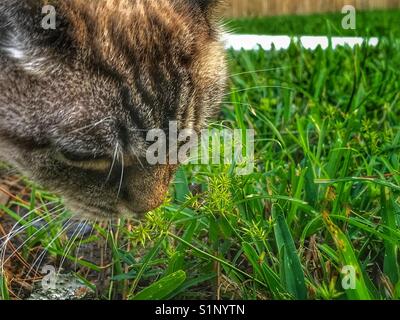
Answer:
[0, 0, 227, 219]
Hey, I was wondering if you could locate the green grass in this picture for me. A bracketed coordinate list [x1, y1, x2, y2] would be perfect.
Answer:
[226, 10, 400, 37]
[2, 34, 400, 300]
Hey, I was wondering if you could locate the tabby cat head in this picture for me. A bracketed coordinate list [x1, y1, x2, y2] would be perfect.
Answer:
[0, 0, 227, 219]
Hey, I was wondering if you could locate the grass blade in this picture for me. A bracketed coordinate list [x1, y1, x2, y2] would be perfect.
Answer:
[272, 205, 307, 299]
[132, 270, 186, 300]
[380, 187, 400, 286]
[322, 211, 373, 300]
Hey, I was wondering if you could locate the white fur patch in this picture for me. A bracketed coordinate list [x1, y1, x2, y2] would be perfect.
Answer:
[2, 36, 47, 75]
[4, 45, 26, 60]
[20, 57, 47, 73]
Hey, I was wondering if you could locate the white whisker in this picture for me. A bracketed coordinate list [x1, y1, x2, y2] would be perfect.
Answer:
[106, 143, 119, 183]
[73, 219, 97, 271]
[0, 209, 64, 269]
[24, 218, 74, 280]
[117, 149, 124, 199]
[69, 116, 113, 135]
[224, 85, 295, 97]
[229, 66, 292, 78]
[0, 201, 60, 243]
[57, 220, 88, 276]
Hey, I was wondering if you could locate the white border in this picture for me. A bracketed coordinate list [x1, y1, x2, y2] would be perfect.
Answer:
[223, 34, 379, 51]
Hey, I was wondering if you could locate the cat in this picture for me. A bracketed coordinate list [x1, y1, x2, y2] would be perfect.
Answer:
[0, 0, 227, 220]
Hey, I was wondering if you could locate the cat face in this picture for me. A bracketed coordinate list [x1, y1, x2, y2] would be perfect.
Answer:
[0, 0, 227, 219]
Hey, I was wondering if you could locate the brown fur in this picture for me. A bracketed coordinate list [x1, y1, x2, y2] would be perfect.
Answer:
[0, 0, 227, 219]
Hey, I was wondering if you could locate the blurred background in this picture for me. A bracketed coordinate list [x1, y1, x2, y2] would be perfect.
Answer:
[224, 0, 400, 37]
[225, 0, 400, 17]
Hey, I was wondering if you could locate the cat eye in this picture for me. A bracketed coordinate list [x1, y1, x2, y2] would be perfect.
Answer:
[55, 150, 113, 171]
[55, 150, 138, 171]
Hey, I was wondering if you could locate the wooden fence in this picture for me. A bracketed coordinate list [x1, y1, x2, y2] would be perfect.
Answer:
[224, 0, 400, 17]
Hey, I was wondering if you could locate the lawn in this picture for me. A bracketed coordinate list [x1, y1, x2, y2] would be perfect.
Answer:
[1, 17, 400, 300]
[226, 10, 400, 37]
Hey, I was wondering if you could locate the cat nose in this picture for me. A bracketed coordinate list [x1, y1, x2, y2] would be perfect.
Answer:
[119, 164, 178, 214]
[132, 195, 166, 214]
[119, 187, 166, 214]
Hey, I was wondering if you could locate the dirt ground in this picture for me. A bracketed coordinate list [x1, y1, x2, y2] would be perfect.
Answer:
[0, 168, 112, 299]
